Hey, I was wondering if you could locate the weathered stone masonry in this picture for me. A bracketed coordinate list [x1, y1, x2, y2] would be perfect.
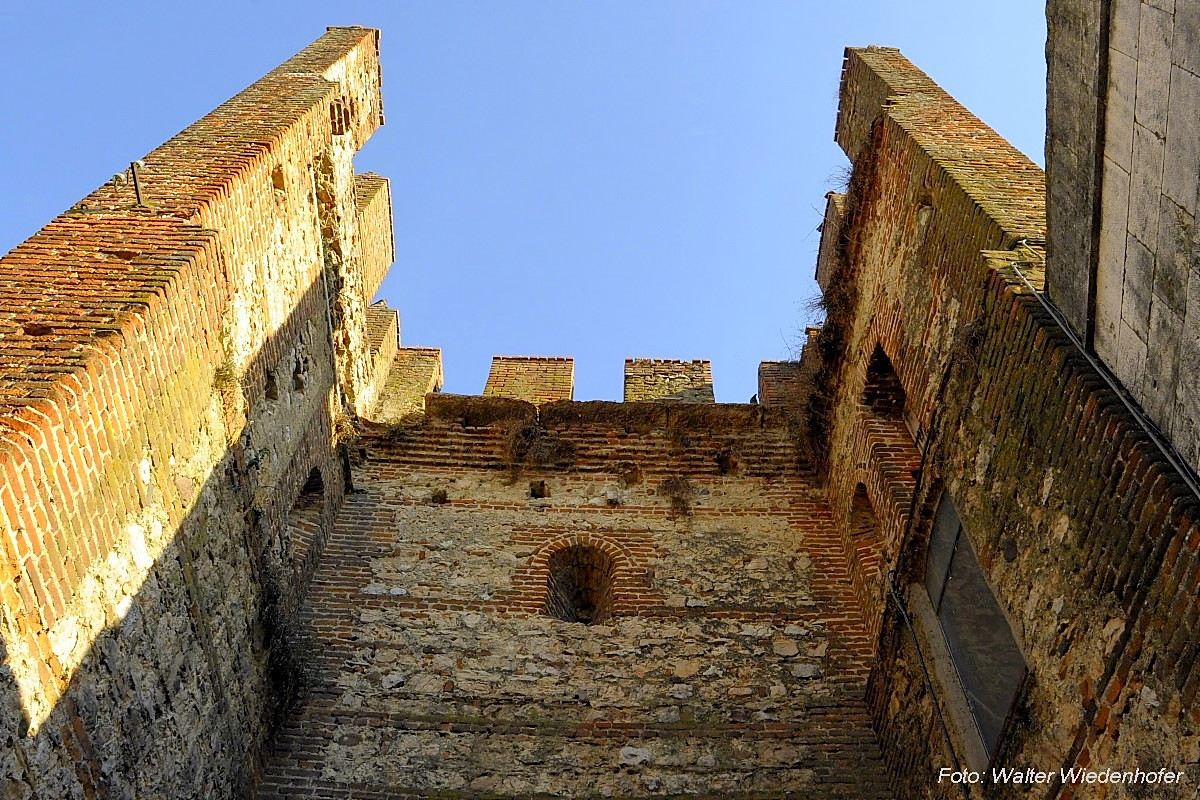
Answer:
[5, 15, 1200, 800]
[1048, 0, 1200, 474]
[256, 398, 893, 798]
[0, 27, 396, 799]
[811, 46, 1200, 799]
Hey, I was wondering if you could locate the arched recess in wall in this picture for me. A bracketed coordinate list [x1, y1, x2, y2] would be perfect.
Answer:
[544, 544, 617, 625]
[862, 344, 906, 416]
[849, 483, 885, 591]
[287, 467, 326, 571]
[862, 342, 923, 443]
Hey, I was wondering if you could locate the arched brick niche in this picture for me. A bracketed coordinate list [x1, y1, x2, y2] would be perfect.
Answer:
[290, 468, 325, 534]
[847, 482, 885, 615]
[501, 532, 663, 616]
[862, 344, 906, 417]
[544, 545, 616, 624]
[287, 466, 327, 580]
[850, 483, 882, 549]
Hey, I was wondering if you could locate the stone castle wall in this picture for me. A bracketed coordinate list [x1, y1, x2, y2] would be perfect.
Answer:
[256, 397, 894, 798]
[0, 27, 394, 799]
[818, 45, 1199, 799]
[3, 15, 1198, 800]
[1048, 0, 1200, 474]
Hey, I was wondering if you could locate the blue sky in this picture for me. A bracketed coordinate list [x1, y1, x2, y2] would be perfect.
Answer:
[0, 2, 1046, 402]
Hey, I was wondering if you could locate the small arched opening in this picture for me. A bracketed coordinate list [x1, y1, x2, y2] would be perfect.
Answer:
[848, 482, 886, 612]
[288, 467, 326, 573]
[301, 467, 324, 498]
[850, 483, 881, 543]
[862, 344, 906, 417]
[544, 545, 616, 625]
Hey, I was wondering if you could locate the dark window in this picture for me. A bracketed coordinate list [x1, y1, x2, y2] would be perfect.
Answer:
[301, 467, 324, 497]
[863, 345, 906, 416]
[292, 357, 306, 393]
[544, 545, 614, 625]
[925, 492, 1025, 759]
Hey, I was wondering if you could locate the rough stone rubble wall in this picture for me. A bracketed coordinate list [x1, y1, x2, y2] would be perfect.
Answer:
[1049, 0, 1200, 474]
[823, 45, 1199, 798]
[0, 27, 393, 799]
[257, 399, 893, 798]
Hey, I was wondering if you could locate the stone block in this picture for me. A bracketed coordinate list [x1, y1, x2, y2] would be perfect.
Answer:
[1122, 234, 1156, 337]
[1128, 122, 1166, 248]
[1153, 194, 1194, 314]
[1162, 65, 1200, 209]
[1095, 158, 1131, 357]
[1105, 48, 1138, 171]
[1142, 298, 1183, 421]
[1133, 4, 1173, 136]
[1174, 0, 1200, 76]
[1111, 0, 1141, 56]
[1178, 269, 1200, 395]
[1115, 319, 1150, 390]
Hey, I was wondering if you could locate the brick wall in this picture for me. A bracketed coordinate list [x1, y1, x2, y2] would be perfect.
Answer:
[823, 44, 1199, 798]
[0, 27, 392, 799]
[256, 397, 893, 798]
[370, 346, 444, 424]
[817, 49, 1047, 682]
[483, 355, 574, 403]
[355, 172, 395, 303]
[816, 192, 846, 292]
[758, 359, 811, 409]
[623, 358, 715, 402]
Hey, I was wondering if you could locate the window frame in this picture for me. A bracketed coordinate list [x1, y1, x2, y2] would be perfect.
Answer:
[923, 490, 1028, 763]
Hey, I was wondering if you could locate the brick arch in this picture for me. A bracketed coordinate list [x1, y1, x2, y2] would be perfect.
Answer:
[500, 532, 662, 616]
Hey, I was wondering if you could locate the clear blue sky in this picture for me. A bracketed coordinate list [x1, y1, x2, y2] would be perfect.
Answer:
[0, 2, 1045, 402]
